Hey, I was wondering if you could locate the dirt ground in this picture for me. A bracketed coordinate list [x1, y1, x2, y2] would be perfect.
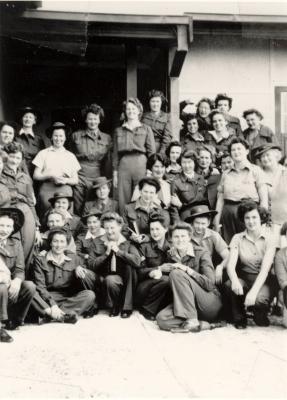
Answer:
[1, 311, 286, 399]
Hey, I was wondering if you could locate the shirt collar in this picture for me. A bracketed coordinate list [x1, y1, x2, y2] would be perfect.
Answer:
[229, 160, 252, 172]
[208, 129, 230, 142]
[46, 251, 72, 265]
[85, 228, 106, 240]
[47, 146, 66, 152]
[101, 233, 126, 247]
[185, 132, 205, 142]
[122, 121, 142, 130]
[19, 128, 34, 137]
[134, 197, 161, 210]
[242, 228, 267, 243]
[169, 242, 195, 260]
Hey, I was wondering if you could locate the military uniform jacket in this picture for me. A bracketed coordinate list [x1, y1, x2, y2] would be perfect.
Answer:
[138, 237, 170, 281]
[33, 252, 82, 306]
[83, 198, 118, 215]
[141, 111, 172, 154]
[166, 245, 219, 294]
[87, 236, 141, 276]
[0, 237, 25, 281]
[123, 200, 170, 235]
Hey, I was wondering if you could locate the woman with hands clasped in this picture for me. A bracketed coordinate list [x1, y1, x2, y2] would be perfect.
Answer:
[224, 200, 278, 329]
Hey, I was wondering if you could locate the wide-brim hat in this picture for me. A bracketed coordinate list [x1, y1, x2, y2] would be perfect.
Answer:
[253, 143, 282, 159]
[48, 192, 74, 205]
[0, 208, 25, 234]
[82, 208, 103, 223]
[17, 106, 42, 124]
[184, 204, 217, 223]
[46, 122, 67, 139]
[92, 177, 112, 190]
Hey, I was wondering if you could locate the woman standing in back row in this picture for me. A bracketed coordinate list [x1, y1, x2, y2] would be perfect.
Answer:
[113, 98, 156, 214]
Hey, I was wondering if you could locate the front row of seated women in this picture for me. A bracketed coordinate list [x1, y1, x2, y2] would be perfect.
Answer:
[1, 194, 287, 343]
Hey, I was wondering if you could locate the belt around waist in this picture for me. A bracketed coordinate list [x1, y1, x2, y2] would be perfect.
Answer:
[119, 151, 146, 157]
[224, 199, 259, 205]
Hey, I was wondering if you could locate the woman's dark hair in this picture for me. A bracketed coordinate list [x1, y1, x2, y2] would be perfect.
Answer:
[242, 108, 263, 120]
[228, 137, 250, 153]
[148, 89, 167, 105]
[237, 200, 270, 224]
[218, 151, 231, 161]
[196, 97, 214, 111]
[214, 93, 233, 109]
[147, 153, 169, 170]
[3, 142, 24, 155]
[0, 121, 17, 134]
[138, 177, 161, 193]
[148, 210, 168, 229]
[180, 149, 198, 165]
[209, 110, 227, 125]
[169, 221, 192, 236]
[183, 113, 204, 132]
[101, 212, 124, 226]
[165, 141, 182, 158]
[47, 228, 70, 248]
[198, 145, 216, 163]
[122, 97, 143, 120]
[81, 103, 105, 122]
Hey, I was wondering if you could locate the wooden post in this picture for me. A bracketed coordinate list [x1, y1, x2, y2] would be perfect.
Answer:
[168, 47, 181, 141]
[126, 44, 137, 98]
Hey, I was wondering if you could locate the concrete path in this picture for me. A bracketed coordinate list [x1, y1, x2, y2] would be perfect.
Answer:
[1, 312, 286, 398]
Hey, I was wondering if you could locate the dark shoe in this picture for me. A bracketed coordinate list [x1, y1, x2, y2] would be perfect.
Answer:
[109, 307, 120, 317]
[140, 309, 156, 321]
[0, 328, 13, 343]
[83, 307, 98, 319]
[253, 309, 270, 327]
[234, 319, 247, 329]
[5, 320, 22, 331]
[121, 310, 132, 319]
[63, 313, 78, 324]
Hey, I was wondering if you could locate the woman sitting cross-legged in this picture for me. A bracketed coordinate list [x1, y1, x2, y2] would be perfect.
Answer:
[85, 212, 141, 318]
[224, 200, 278, 329]
[135, 211, 172, 321]
[31, 228, 96, 324]
[156, 221, 223, 333]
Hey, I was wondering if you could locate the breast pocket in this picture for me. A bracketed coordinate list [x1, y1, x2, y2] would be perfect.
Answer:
[133, 131, 146, 148]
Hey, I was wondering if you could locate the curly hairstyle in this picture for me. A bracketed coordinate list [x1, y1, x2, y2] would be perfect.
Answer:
[165, 141, 182, 159]
[138, 177, 161, 193]
[100, 212, 124, 226]
[147, 153, 169, 170]
[169, 221, 192, 236]
[242, 108, 263, 120]
[148, 89, 168, 105]
[237, 200, 270, 225]
[183, 113, 204, 132]
[3, 141, 24, 155]
[81, 103, 105, 122]
[214, 93, 233, 109]
[148, 210, 169, 229]
[228, 137, 250, 153]
[122, 97, 143, 120]
[196, 97, 214, 112]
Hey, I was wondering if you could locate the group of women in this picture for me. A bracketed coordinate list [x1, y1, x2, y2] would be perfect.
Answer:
[0, 90, 287, 344]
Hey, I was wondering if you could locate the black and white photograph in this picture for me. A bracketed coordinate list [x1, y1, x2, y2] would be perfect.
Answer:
[0, 0, 286, 398]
